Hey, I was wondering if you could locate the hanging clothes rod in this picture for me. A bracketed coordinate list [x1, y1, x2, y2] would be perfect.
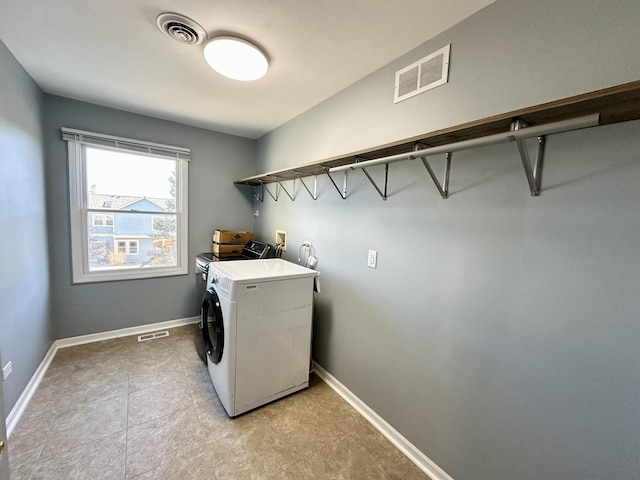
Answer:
[329, 114, 600, 173]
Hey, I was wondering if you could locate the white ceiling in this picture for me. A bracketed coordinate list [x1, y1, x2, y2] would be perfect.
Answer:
[0, 0, 494, 139]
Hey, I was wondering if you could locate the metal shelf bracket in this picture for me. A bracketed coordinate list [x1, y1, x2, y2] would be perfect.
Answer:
[295, 172, 318, 200]
[510, 120, 546, 196]
[415, 144, 452, 199]
[357, 157, 389, 200]
[260, 180, 279, 201]
[253, 184, 264, 202]
[277, 179, 296, 201]
[324, 166, 348, 199]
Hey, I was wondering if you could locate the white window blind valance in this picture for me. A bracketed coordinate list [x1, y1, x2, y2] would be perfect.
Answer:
[61, 128, 191, 161]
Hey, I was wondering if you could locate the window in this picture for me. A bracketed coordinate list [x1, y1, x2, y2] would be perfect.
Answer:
[92, 214, 114, 226]
[116, 239, 139, 255]
[128, 240, 139, 255]
[63, 128, 189, 283]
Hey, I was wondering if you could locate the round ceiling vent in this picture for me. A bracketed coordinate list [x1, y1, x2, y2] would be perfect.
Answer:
[156, 13, 207, 46]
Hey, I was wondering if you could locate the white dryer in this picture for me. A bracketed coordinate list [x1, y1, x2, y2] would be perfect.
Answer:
[202, 258, 319, 417]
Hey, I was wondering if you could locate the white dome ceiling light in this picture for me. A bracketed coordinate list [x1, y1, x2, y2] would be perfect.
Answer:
[203, 36, 269, 81]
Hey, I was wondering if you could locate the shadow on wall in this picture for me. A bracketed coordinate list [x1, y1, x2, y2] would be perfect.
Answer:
[311, 296, 334, 366]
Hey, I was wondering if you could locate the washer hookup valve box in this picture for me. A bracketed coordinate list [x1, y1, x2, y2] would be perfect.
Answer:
[212, 230, 255, 245]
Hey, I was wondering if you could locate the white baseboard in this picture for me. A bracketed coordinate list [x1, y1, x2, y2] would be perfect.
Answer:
[54, 316, 199, 348]
[6, 316, 199, 437]
[5, 342, 58, 437]
[313, 363, 455, 480]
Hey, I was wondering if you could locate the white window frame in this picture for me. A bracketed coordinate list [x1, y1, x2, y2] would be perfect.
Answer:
[115, 239, 139, 255]
[128, 240, 139, 255]
[92, 213, 114, 227]
[63, 128, 189, 283]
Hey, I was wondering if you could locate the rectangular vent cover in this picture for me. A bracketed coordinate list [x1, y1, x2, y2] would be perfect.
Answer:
[218, 276, 231, 293]
[394, 44, 450, 103]
[138, 330, 169, 342]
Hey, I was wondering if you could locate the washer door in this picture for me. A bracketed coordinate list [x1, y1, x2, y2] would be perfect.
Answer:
[201, 289, 224, 364]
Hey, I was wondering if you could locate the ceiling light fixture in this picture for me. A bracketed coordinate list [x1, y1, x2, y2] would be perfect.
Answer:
[203, 36, 269, 81]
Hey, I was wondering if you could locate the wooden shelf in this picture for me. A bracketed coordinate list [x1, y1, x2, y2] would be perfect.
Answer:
[235, 80, 640, 192]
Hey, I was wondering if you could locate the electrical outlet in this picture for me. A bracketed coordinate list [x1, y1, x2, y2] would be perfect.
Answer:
[2, 361, 12, 380]
[367, 250, 378, 269]
[275, 230, 287, 251]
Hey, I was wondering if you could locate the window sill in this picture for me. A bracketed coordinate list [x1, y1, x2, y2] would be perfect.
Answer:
[72, 266, 188, 284]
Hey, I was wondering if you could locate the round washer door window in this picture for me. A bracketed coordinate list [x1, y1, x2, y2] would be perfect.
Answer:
[202, 289, 224, 364]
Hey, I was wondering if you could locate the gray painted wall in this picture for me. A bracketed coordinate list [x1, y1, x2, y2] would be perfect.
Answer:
[254, 0, 640, 479]
[259, 0, 640, 165]
[43, 96, 256, 339]
[0, 39, 53, 417]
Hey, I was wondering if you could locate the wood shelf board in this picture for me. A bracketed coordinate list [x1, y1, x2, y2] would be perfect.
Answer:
[235, 81, 640, 187]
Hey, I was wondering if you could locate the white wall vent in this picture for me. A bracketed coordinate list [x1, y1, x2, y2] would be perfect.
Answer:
[394, 44, 450, 103]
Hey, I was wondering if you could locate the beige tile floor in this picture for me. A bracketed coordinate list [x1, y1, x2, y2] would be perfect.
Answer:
[8, 324, 431, 480]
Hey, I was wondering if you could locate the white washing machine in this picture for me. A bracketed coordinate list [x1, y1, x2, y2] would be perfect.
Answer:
[202, 258, 319, 417]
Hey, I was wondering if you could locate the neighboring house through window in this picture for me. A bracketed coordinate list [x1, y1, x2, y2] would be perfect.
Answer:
[63, 128, 189, 283]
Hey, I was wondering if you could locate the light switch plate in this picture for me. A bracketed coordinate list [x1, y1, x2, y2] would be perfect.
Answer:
[367, 250, 378, 268]
[2, 361, 12, 380]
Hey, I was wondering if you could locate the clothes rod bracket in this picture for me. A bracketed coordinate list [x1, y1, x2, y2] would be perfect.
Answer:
[295, 172, 318, 200]
[260, 180, 279, 201]
[253, 184, 264, 202]
[510, 119, 545, 196]
[515, 135, 545, 196]
[324, 166, 348, 199]
[415, 144, 452, 199]
[277, 179, 296, 201]
[356, 157, 389, 200]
